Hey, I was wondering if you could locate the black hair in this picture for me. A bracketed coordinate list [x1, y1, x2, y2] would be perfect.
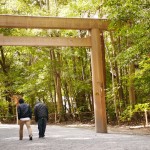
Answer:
[19, 99, 24, 104]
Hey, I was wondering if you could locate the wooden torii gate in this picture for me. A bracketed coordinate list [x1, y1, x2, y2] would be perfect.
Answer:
[0, 15, 108, 133]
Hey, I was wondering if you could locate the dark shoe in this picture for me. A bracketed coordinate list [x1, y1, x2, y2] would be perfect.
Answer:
[29, 135, 32, 140]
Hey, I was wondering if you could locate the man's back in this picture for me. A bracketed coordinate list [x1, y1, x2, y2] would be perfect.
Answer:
[34, 102, 48, 121]
[18, 103, 32, 119]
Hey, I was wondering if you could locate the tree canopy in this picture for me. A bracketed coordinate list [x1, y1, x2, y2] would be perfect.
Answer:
[0, 0, 149, 124]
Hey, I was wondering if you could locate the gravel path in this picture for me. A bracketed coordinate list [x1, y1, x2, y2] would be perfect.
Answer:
[0, 124, 150, 150]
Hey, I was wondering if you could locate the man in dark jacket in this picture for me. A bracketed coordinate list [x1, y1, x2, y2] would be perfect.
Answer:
[34, 100, 48, 138]
[17, 98, 33, 140]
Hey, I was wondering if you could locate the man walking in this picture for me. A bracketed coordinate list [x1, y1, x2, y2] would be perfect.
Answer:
[34, 100, 48, 138]
[17, 98, 33, 140]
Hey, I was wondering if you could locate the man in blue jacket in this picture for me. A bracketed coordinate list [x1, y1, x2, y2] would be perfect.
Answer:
[34, 100, 48, 138]
[17, 98, 33, 140]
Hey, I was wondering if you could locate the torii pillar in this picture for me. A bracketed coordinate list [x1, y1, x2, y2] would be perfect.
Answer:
[91, 28, 107, 133]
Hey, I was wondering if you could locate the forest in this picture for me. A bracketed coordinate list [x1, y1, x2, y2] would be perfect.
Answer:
[0, 0, 149, 125]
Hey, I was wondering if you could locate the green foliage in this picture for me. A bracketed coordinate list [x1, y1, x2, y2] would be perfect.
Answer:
[134, 57, 150, 103]
[104, 0, 150, 120]
[120, 106, 133, 122]
[134, 103, 150, 112]
[120, 103, 150, 122]
[0, 99, 9, 116]
[0, 0, 150, 124]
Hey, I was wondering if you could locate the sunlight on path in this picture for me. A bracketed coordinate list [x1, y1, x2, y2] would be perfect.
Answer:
[0, 124, 18, 128]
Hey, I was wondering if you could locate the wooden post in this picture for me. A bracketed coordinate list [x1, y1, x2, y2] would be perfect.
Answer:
[90, 28, 107, 133]
[144, 109, 148, 126]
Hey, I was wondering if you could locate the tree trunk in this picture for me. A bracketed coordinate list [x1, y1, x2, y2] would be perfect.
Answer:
[50, 49, 65, 122]
[129, 62, 136, 107]
[0, 46, 13, 115]
[63, 81, 71, 114]
[109, 32, 121, 124]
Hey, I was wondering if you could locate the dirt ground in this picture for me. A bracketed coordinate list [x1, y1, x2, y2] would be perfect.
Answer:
[1, 123, 150, 150]
[108, 125, 150, 135]
[1, 121, 150, 135]
[65, 123, 150, 135]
